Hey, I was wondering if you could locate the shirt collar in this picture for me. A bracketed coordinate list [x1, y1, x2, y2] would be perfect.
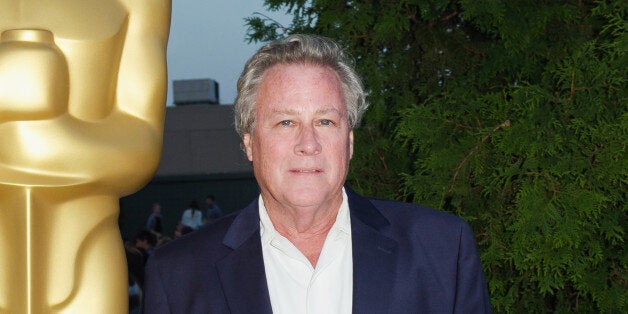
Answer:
[259, 187, 351, 245]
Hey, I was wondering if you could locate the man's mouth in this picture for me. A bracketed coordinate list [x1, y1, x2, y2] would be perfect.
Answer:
[291, 168, 322, 173]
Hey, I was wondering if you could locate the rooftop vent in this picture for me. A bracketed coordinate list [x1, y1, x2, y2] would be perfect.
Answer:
[173, 78, 219, 105]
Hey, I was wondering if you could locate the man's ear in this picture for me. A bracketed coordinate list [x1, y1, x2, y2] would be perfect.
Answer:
[349, 130, 354, 160]
[243, 133, 253, 162]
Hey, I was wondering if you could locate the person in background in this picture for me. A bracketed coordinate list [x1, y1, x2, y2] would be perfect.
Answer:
[204, 194, 223, 224]
[124, 240, 145, 313]
[144, 34, 492, 313]
[145, 202, 163, 235]
[174, 223, 194, 239]
[134, 229, 157, 258]
[180, 199, 203, 230]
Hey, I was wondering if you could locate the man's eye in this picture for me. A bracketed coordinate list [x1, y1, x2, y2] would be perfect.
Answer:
[279, 120, 293, 126]
[320, 119, 333, 126]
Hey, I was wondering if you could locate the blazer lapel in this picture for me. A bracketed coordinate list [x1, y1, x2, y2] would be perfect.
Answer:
[215, 199, 273, 314]
[214, 191, 399, 314]
[348, 190, 399, 314]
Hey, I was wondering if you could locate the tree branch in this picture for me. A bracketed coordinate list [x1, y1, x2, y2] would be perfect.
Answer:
[449, 119, 511, 193]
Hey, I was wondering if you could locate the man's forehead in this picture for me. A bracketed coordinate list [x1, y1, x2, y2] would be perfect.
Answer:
[266, 107, 343, 116]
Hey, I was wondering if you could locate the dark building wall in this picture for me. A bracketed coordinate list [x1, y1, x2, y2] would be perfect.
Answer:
[157, 104, 252, 176]
[119, 104, 257, 240]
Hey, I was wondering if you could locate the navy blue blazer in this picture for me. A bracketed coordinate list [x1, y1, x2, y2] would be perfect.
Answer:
[143, 189, 492, 313]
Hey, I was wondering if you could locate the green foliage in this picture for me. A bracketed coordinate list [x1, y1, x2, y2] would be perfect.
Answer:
[247, 0, 627, 312]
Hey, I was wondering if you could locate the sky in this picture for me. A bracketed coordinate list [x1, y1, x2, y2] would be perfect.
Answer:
[166, 0, 291, 106]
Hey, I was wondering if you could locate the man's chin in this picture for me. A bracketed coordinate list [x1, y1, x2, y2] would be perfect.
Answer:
[283, 191, 341, 210]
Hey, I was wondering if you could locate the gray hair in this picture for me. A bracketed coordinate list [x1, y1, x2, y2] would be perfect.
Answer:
[234, 34, 368, 137]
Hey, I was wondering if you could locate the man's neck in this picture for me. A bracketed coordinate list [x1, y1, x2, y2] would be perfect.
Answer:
[263, 195, 343, 267]
[263, 190, 342, 232]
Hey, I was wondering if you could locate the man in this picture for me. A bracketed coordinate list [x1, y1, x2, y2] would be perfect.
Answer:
[204, 194, 223, 223]
[143, 34, 492, 313]
[134, 229, 158, 259]
[146, 202, 163, 234]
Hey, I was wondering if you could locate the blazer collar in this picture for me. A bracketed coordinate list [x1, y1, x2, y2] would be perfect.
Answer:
[222, 197, 261, 249]
[216, 197, 273, 314]
[223, 188, 392, 244]
[347, 188, 399, 314]
[217, 190, 399, 314]
[346, 187, 391, 230]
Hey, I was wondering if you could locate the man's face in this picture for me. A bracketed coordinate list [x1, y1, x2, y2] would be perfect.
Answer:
[243, 63, 353, 212]
[135, 239, 149, 250]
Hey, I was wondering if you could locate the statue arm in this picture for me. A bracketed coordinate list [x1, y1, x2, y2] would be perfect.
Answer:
[116, 0, 171, 126]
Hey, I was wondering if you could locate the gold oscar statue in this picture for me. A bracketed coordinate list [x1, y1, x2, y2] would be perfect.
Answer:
[0, 1, 171, 313]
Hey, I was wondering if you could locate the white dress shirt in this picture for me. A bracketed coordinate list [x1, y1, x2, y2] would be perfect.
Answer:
[259, 189, 353, 314]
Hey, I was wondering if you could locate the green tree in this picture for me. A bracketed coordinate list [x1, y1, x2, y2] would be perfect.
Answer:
[246, 0, 627, 312]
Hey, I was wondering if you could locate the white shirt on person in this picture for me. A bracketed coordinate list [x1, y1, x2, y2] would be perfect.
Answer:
[259, 188, 353, 314]
[180, 208, 203, 230]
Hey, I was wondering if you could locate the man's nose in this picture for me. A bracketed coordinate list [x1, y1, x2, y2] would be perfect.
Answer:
[294, 125, 321, 155]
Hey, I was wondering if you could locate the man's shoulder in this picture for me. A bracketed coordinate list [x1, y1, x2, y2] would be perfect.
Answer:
[368, 196, 464, 222]
[359, 196, 471, 237]
[354, 196, 479, 266]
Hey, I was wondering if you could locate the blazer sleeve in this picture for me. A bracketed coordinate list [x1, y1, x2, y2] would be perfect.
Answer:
[454, 222, 493, 313]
